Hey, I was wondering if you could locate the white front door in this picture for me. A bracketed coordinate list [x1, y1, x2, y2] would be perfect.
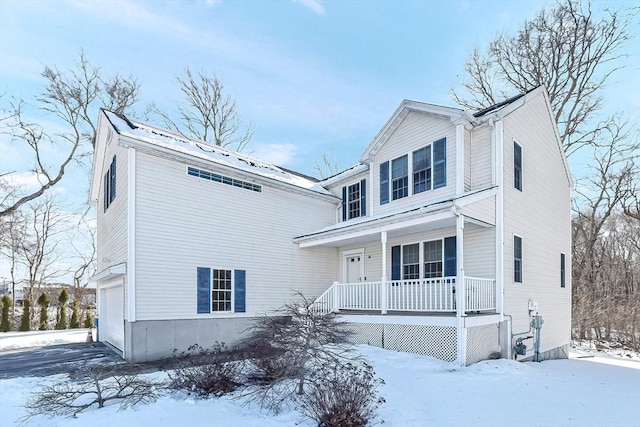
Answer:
[345, 254, 363, 283]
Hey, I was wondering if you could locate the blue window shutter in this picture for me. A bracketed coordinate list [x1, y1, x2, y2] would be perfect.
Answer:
[444, 237, 457, 277]
[342, 186, 347, 221]
[197, 267, 211, 314]
[360, 179, 366, 216]
[380, 161, 389, 205]
[234, 269, 246, 313]
[433, 138, 447, 189]
[391, 245, 401, 280]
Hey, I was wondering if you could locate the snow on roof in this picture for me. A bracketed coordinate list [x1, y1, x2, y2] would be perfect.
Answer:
[102, 110, 333, 197]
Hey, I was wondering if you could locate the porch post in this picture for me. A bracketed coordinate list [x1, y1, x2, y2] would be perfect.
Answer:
[456, 211, 467, 366]
[332, 281, 339, 312]
[381, 231, 388, 315]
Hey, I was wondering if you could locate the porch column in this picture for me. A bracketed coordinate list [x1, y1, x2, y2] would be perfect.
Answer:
[455, 211, 467, 366]
[380, 231, 388, 315]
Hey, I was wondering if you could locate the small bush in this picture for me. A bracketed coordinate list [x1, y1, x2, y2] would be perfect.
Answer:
[19, 300, 31, 331]
[70, 300, 80, 329]
[55, 290, 69, 330]
[298, 361, 385, 427]
[1, 294, 11, 332]
[168, 343, 243, 398]
[37, 293, 50, 331]
[83, 310, 93, 328]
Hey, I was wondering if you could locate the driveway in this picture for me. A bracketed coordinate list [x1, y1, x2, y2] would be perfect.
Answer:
[0, 342, 123, 379]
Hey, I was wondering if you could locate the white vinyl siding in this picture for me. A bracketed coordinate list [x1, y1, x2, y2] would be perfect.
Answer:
[96, 140, 128, 274]
[501, 92, 572, 357]
[470, 125, 493, 189]
[134, 152, 339, 321]
[372, 112, 457, 216]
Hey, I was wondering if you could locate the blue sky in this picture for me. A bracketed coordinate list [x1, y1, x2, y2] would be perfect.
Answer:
[3, 0, 637, 179]
[1, 0, 638, 284]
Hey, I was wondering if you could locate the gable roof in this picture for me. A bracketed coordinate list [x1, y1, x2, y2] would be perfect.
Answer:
[100, 110, 334, 197]
[360, 100, 465, 162]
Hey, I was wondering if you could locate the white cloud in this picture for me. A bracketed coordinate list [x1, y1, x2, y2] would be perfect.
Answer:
[250, 143, 297, 166]
[1, 171, 47, 190]
[293, 0, 326, 16]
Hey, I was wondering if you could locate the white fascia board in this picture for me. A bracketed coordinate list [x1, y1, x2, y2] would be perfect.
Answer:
[320, 163, 369, 187]
[90, 263, 127, 283]
[360, 100, 465, 162]
[118, 136, 340, 203]
[296, 206, 454, 248]
[89, 111, 110, 206]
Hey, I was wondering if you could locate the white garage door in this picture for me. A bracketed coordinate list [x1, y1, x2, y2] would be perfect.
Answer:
[102, 285, 124, 352]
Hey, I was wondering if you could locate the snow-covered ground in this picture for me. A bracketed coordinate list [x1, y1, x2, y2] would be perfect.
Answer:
[1, 332, 638, 427]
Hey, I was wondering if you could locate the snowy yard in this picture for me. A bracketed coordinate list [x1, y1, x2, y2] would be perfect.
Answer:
[1, 332, 638, 427]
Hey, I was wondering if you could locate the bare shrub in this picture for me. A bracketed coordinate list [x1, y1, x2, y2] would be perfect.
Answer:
[23, 365, 160, 419]
[238, 292, 357, 414]
[299, 361, 385, 427]
[168, 343, 243, 398]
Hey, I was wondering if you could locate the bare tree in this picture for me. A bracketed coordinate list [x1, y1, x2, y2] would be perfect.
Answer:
[18, 196, 68, 312]
[147, 68, 253, 151]
[23, 365, 160, 419]
[313, 152, 341, 180]
[452, 0, 635, 156]
[0, 52, 139, 217]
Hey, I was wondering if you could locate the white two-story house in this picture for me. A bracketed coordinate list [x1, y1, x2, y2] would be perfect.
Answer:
[90, 86, 571, 365]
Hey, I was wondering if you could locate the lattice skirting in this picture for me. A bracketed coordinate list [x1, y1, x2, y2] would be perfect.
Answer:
[347, 322, 503, 365]
[465, 323, 501, 365]
[346, 323, 458, 362]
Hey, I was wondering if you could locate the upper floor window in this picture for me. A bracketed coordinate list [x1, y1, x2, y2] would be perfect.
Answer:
[413, 146, 432, 194]
[188, 166, 262, 193]
[379, 137, 447, 205]
[560, 253, 566, 288]
[514, 141, 522, 191]
[103, 155, 116, 212]
[391, 155, 408, 200]
[514, 235, 523, 283]
[342, 179, 367, 221]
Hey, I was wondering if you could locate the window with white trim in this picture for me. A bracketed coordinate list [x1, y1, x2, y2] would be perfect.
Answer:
[514, 235, 523, 283]
[379, 137, 447, 205]
[196, 267, 246, 314]
[103, 155, 116, 212]
[413, 146, 432, 194]
[402, 243, 420, 279]
[514, 141, 522, 191]
[348, 182, 361, 219]
[391, 155, 409, 200]
[560, 253, 566, 288]
[423, 239, 443, 278]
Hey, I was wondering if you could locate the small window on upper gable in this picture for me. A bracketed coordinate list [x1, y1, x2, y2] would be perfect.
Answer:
[103, 155, 116, 212]
[514, 141, 522, 191]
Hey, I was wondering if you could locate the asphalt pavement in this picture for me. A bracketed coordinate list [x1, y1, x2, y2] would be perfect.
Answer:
[0, 342, 123, 379]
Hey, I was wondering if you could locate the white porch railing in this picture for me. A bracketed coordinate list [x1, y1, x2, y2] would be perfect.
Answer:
[311, 276, 496, 315]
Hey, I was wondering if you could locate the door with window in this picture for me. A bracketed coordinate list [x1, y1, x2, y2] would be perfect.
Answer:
[344, 252, 364, 284]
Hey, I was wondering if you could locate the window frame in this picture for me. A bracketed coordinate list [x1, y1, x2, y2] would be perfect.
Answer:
[347, 181, 361, 220]
[423, 239, 443, 279]
[397, 238, 448, 280]
[103, 155, 116, 212]
[412, 145, 432, 195]
[514, 235, 523, 283]
[391, 154, 409, 201]
[211, 268, 233, 312]
[514, 141, 522, 191]
[560, 253, 566, 288]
